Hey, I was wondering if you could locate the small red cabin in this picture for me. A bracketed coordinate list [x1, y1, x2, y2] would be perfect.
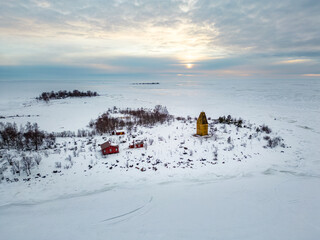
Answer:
[112, 130, 125, 135]
[129, 141, 144, 149]
[100, 141, 119, 155]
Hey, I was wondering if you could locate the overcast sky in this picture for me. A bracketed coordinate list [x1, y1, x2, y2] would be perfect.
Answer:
[1, 0, 320, 80]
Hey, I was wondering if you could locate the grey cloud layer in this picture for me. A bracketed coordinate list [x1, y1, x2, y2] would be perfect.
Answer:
[1, 0, 320, 78]
[2, 0, 319, 51]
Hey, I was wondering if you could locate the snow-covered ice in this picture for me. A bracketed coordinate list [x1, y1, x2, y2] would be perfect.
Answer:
[0, 78, 320, 239]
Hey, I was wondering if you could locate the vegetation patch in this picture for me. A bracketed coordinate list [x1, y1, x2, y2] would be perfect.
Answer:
[36, 90, 98, 102]
[90, 105, 173, 134]
[218, 115, 244, 127]
[0, 122, 55, 150]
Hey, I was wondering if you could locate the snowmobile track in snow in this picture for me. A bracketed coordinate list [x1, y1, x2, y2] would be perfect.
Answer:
[101, 196, 153, 223]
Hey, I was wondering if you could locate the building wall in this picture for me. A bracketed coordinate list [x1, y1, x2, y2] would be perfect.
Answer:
[102, 146, 119, 155]
[197, 123, 208, 136]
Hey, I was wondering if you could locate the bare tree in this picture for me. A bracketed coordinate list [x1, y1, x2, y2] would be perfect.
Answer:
[31, 123, 45, 150]
[5, 153, 14, 166]
[0, 165, 7, 182]
[21, 155, 33, 176]
[13, 160, 20, 176]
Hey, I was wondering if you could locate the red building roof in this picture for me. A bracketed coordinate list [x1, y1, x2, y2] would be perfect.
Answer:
[100, 141, 111, 150]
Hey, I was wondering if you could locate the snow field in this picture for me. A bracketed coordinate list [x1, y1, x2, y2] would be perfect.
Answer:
[0, 78, 319, 240]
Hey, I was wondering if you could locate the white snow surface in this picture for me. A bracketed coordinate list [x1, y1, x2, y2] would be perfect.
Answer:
[0, 78, 320, 240]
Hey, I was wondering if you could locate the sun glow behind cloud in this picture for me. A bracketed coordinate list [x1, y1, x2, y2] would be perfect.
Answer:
[186, 63, 193, 69]
[0, 15, 222, 68]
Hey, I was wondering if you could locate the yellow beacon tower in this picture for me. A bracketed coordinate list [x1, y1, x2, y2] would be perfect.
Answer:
[197, 112, 208, 136]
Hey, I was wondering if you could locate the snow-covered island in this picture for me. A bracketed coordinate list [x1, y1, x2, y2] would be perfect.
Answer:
[0, 106, 286, 185]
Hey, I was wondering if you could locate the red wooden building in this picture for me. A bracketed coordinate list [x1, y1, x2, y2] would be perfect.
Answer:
[129, 141, 144, 149]
[100, 141, 119, 155]
[112, 130, 125, 135]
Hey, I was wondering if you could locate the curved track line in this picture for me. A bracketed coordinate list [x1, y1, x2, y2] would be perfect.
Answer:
[101, 196, 153, 223]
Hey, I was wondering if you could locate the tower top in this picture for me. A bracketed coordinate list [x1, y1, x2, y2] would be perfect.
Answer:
[197, 111, 208, 125]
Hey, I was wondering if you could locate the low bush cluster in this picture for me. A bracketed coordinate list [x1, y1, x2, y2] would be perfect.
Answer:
[218, 115, 243, 127]
[257, 124, 272, 134]
[265, 137, 285, 148]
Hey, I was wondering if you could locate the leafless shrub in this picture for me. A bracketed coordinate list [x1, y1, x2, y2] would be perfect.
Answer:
[213, 148, 218, 161]
[227, 144, 234, 151]
[34, 154, 42, 166]
[65, 155, 73, 167]
[55, 162, 62, 168]
[263, 136, 270, 140]
[0, 167, 5, 182]
[261, 124, 272, 134]
[64, 164, 71, 169]
[54, 148, 61, 154]
[211, 132, 218, 141]
[265, 137, 283, 148]
[189, 150, 193, 156]
[44, 151, 49, 157]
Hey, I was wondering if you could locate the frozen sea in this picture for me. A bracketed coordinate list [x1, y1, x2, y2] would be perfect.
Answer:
[0, 78, 320, 240]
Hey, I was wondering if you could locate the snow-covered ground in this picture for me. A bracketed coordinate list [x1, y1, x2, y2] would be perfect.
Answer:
[0, 78, 320, 240]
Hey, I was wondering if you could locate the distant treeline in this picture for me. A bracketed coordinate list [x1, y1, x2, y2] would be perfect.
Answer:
[37, 90, 98, 101]
[0, 122, 55, 151]
[90, 105, 173, 134]
[132, 82, 159, 85]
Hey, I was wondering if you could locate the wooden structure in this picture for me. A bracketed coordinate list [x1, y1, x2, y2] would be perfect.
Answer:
[100, 141, 119, 155]
[197, 112, 208, 136]
[112, 130, 125, 135]
[129, 140, 144, 149]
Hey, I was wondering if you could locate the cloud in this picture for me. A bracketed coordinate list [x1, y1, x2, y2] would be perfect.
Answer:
[2, 0, 320, 54]
[276, 59, 313, 64]
[302, 73, 320, 77]
[0, 0, 320, 79]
